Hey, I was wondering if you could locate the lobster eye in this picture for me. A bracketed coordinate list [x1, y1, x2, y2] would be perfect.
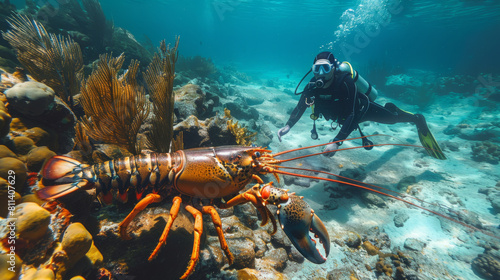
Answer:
[255, 152, 261, 158]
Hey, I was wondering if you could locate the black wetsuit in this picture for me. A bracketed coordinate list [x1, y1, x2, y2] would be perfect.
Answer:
[285, 72, 418, 143]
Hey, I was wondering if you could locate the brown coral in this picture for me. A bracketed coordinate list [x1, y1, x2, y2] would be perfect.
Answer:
[144, 38, 179, 153]
[225, 108, 256, 146]
[78, 54, 149, 154]
[2, 13, 84, 108]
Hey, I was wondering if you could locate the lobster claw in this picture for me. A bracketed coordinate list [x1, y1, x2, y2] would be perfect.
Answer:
[261, 183, 330, 264]
[278, 194, 330, 263]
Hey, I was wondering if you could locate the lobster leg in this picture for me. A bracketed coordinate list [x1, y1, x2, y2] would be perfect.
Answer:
[202, 206, 234, 265]
[149, 196, 182, 261]
[118, 193, 163, 240]
[218, 184, 277, 234]
[181, 205, 203, 279]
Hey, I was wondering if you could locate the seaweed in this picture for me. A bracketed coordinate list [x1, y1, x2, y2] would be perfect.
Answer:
[143, 38, 179, 153]
[78, 54, 149, 154]
[2, 13, 84, 108]
[224, 108, 256, 146]
[177, 55, 217, 79]
[74, 121, 92, 160]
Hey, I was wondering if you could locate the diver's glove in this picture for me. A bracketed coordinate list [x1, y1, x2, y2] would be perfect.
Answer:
[277, 125, 290, 142]
[323, 142, 339, 157]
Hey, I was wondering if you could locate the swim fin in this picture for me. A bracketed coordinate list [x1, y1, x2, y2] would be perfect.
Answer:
[414, 114, 446, 160]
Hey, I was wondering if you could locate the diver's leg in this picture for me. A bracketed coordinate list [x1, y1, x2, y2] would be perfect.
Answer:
[362, 102, 446, 160]
[361, 102, 417, 124]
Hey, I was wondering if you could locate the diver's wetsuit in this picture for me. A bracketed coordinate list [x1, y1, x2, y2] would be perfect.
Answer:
[285, 72, 418, 143]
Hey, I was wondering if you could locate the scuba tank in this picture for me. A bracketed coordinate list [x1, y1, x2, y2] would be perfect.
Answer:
[338, 61, 378, 102]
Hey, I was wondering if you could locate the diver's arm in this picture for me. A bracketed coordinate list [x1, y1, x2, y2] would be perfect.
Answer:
[285, 93, 308, 129]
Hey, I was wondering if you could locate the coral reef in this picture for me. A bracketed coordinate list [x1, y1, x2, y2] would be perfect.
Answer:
[78, 53, 149, 154]
[176, 55, 218, 79]
[22, 0, 114, 62]
[0, 99, 11, 138]
[384, 71, 436, 107]
[2, 13, 84, 108]
[471, 141, 500, 164]
[12, 202, 51, 241]
[174, 83, 214, 120]
[225, 108, 256, 146]
[144, 38, 179, 153]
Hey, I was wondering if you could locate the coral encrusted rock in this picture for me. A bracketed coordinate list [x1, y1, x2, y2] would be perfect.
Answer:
[4, 81, 55, 116]
[12, 202, 51, 241]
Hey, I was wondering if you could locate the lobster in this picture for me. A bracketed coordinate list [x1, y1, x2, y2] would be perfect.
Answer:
[37, 145, 331, 279]
[36, 137, 497, 279]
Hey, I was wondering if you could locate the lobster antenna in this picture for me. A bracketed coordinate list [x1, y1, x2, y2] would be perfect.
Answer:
[267, 168, 499, 240]
[275, 143, 424, 163]
[273, 134, 402, 157]
[272, 164, 460, 215]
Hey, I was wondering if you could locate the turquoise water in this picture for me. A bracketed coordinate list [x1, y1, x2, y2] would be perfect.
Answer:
[9, 0, 499, 75]
[103, 0, 500, 75]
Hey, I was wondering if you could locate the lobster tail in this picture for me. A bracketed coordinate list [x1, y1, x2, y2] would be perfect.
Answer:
[41, 156, 81, 180]
[37, 156, 89, 200]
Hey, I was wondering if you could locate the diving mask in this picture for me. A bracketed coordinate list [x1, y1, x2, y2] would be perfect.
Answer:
[312, 60, 335, 88]
[312, 62, 333, 75]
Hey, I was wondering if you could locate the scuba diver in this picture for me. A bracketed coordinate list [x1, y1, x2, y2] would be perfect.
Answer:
[277, 51, 446, 160]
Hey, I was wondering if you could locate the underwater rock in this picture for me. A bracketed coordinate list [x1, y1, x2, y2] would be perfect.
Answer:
[271, 227, 292, 249]
[0, 100, 11, 138]
[9, 117, 27, 132]
[4, 81, 55, 116]
[471, 141, 500, 164]
[471, 253, 500, 280]
[0, 157, 27, 191]
[237, 267, 287, 280]
[94, 205, 195, 279]
[242, 88, 265, 106]
[174, 83, 214, 119]
[12, 202, 51, 241]
[393, 212, 409, 227]
[445, 122, 500, 142]
[61, 222, 93, 268]
[0, 145, 16, 158]
[225, 101, 260, 121]
[0, 253, 21, 280]
[436, 75, 476, 95]
[0, 177, 20, 217]
[12, 136, 35, 155]
[174, 115, 237, 148]
[396, 176, 417, 191]
[487, 190, 500, 213]
[226, 238, 256, 269]
[442, 140, 460, 152]
[404, 238, 426, 251]
[196, 244, 226, 277]
[26, 146, 56, 172]
[234, 203, 258, 230]
[255, 122, 273, 148]
[109, 27, 152, 66]
[262, 247, 288, 271]
[341, 231, 362, 248]
[20, 193, 45, 206]
[24, 127, 51, 147]
[361, 192, 387, 208]
[64, 241, 103, 280]
[22, 268, 55, 280]
[288, 247, 305, 263]
[220, 215, 254, 240]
